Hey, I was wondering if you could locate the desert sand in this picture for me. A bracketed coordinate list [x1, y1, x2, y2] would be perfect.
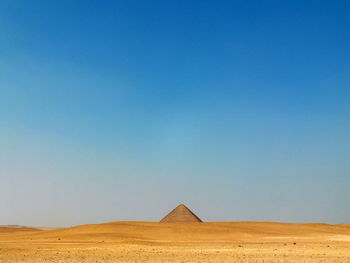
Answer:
[1, 222, 350, 262]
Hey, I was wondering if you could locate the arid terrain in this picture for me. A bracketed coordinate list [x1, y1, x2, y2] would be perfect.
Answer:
[1, 222, 350, 262]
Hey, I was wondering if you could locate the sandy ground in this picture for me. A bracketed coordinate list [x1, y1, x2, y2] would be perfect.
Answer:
[1, 222, 350, 262]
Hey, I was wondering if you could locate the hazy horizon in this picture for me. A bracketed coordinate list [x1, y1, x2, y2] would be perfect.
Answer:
[1, 0, 349, 227]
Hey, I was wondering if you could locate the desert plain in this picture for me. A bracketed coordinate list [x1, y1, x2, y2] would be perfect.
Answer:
[1, 222, 350, 262]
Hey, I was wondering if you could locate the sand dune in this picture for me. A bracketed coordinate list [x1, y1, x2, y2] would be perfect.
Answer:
[0, 225, 42, 234]
[1, 221, 350, 262]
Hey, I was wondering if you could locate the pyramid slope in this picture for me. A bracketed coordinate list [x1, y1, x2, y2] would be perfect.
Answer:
[160, 204, 202, 222]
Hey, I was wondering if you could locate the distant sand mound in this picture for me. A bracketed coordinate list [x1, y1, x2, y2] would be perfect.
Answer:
[160, 204, 202, 222]
[0, 225, 42, 234]
[5, 221, 350, 244]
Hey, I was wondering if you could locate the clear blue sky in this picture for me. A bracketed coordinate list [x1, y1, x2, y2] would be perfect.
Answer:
[0, 0, 349, 227]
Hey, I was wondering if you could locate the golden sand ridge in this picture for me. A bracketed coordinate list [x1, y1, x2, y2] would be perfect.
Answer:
[1, 220, 350, 262]
[1, 204, 349, 262]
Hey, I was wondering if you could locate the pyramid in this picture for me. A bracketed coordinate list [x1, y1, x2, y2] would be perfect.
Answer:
[160, 204, 203, 222]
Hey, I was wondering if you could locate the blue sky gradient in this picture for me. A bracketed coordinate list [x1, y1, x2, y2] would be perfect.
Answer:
[0, 0, 349, 226]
